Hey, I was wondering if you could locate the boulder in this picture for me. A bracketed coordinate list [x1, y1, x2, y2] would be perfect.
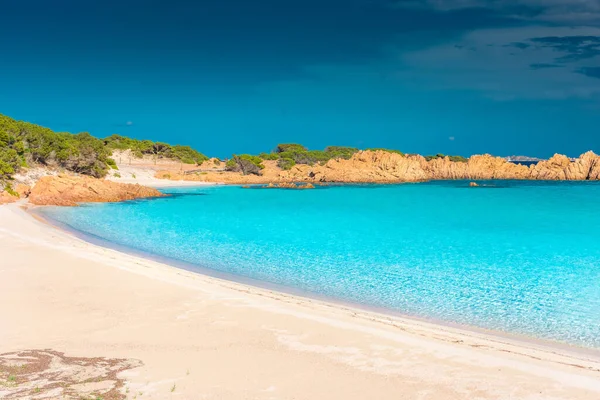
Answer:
[29, 175, 164, 206]
[0, 191, 19, 205]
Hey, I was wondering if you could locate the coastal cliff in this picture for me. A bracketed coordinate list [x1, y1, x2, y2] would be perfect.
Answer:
[28, 175, 164, 206]
[156, 150, 600, 184]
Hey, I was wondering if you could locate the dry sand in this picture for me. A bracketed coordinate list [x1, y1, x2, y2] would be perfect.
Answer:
[105, 164, 217, 187]
[105, 150, 218, 187]
[1, 203, 599, 399]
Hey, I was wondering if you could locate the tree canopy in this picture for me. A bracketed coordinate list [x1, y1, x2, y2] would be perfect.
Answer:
[103, 134, 208, 164]
[1, 113, 472, 185]
[256, 143, 360, 167]
[425, 153, 468, 162]
[0, 114, 111, 180]
[226, 154, 265, 175]
[0, 113, 209, 183]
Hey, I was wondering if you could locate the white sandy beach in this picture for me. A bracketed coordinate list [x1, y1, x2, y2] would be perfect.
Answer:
[1, 203, 600, 399]
[105, 164, 217, 187]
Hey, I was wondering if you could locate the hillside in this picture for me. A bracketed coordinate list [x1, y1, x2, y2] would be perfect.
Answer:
[0, 114, 209, 190]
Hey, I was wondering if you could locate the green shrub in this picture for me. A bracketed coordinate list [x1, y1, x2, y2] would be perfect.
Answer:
[425, 154, 468, 162]
[241, 144, 361, 167]
[226, 154, 264, 175]
[305, 150, 330, 164]
[106, 158, 119, 170]
[270, 145, 358, 166]
[324, 146, 358, 160]
[0, 113, 211, 182]
[168, 144, 209, 164]
[366, 148, 404, 156]
[4, 183, 17, 197]
[259, 152, 279, 161]
[278, 150, 316, 165]
[225, 158, 237, 169]
[1, 114, 112, 179]
[241, 154, 264, 168]
[275, 143, 307, 153]
[448, 155, 468, 162]
[277, 157, 296, 170]
[0, 148, 19, 179]
[59, 132, 111, 177]
[104, 134, 208, 165]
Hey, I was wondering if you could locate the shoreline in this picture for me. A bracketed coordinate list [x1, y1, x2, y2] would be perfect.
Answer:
[3, 202, 600, 399]
[31, 204, 600, 360]
[109, 177, 221, 188]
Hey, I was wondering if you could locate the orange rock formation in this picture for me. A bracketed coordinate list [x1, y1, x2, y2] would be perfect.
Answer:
[0, 191, 19, 204]
[0, 184, 31, 204]
[28, 175, 164, 206]
[155, 150, 600, 184]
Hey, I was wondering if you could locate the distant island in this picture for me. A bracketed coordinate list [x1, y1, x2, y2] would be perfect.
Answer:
[504, 156, 542, 162]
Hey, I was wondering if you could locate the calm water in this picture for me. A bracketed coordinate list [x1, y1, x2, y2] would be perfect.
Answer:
[40, 181, 600, 348]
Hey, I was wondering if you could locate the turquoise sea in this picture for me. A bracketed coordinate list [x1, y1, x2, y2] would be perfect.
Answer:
[40, 181, 600, 348]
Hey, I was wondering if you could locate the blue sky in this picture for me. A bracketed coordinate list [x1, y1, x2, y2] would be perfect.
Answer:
[1, 0, 599, 158]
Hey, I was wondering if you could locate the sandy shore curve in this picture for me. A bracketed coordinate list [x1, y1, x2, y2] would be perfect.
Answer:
[1, 203, 599, 399]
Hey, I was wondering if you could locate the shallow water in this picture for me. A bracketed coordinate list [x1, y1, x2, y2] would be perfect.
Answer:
[41, 181, 600, 348]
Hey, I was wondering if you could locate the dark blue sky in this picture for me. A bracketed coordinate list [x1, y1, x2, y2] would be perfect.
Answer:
[1, 0, 599, 157]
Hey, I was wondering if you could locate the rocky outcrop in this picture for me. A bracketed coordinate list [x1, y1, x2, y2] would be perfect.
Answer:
[0, 184, 31, 205]
[564, 151, 599, 180]
[15, 184, 31, 198]
[425, 154, 531, 180]
[154, 150, 600, 184]
[526, 152, 600, 180]
[283, 151, 430, 183]
[589, 155, 600, 180]
[0, 191, 19, 204]
[530, 154, 571, 180]
[297, 150, 600, 182]
[29, 175, 164, 206]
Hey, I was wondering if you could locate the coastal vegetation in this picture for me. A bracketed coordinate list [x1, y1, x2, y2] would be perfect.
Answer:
[226, 154, 265, 175]
[366, 148, 405, 156]
[227, 144, 365, 175]
[277, 157, 296, 170]
[0, 113, 208, 184]
[225, 144, 417, 175]
[1, 112, 485, 187]
[425, 153, 468, 162]
[1, 114, 111, 179]
[231, 144, 415, 175]
[103, 134, 208, 164]
[259, 143, 359, 166]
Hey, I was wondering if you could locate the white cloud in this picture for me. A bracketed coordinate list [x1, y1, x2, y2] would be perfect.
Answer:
[396, 25, 600, 100]
[396, 0, 600, 24]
